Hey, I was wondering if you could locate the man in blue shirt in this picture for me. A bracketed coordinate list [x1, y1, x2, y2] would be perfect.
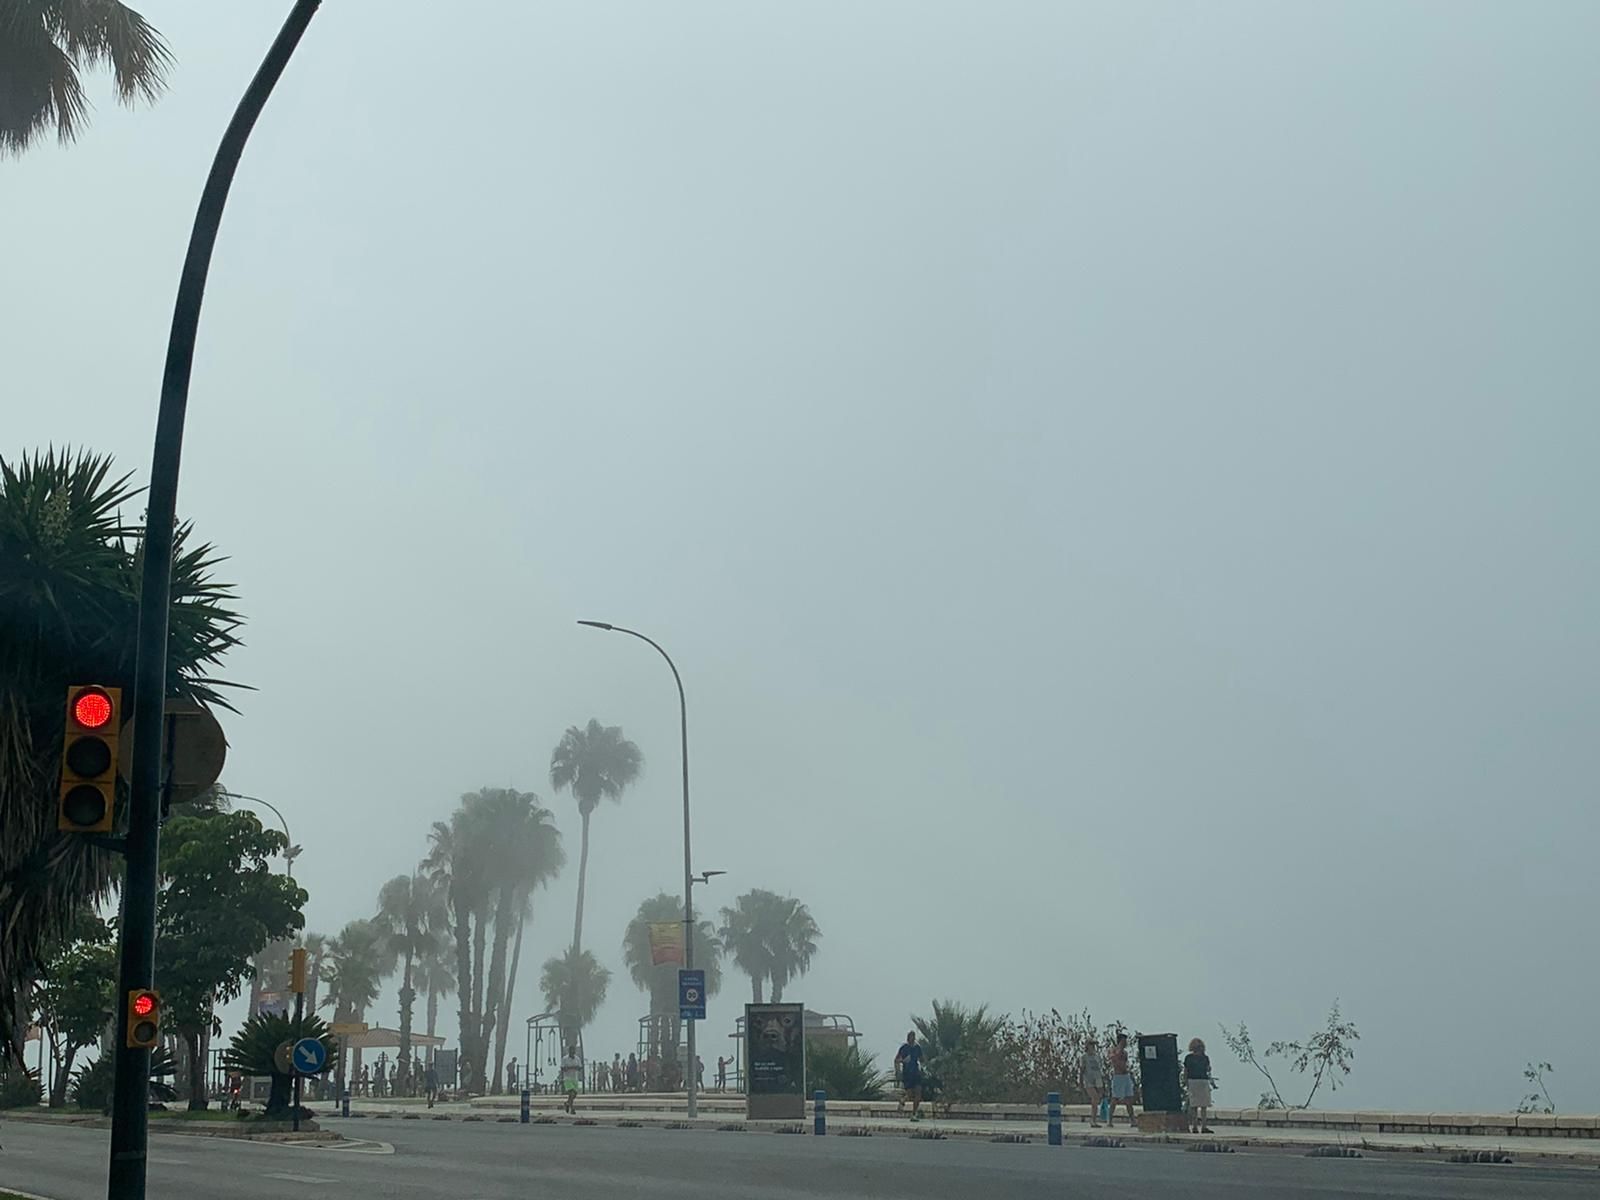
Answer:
[895, 1031, 925, 1122]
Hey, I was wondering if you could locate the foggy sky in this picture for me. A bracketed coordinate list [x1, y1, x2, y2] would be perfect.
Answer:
[5, 1, 1597, 1112]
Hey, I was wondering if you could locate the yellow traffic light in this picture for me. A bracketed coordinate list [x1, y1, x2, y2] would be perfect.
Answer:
[126, 989, 161, 1048]
[59, 685, 121, 833]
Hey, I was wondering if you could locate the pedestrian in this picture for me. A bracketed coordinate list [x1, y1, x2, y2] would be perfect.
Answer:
[1080, 1034, 1106, 1127]
[716, 1055, 728, 1091]
[425, 1061, 439, 1108]
[695, 1054, 705, 1090]
[507, 1057, 519, 1094]
[626, 1052, 639, 1092]
[894, 1031, 926, 1122]
[612, 1053, 624, 1093]
[1184, 1038, 1215, 1134]
[358, 1064, 370, 1098]
[560, 1044, 583, 1115]
[1108, 1033, 1136, 1126]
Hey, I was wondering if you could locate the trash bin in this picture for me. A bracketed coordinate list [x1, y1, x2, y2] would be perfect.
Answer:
[1137, 1033, 1182, 1113]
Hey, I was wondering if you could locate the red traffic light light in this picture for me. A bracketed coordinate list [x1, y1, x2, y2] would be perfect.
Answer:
[72, 687, 114, 730]
[127, 990, 161, 1047]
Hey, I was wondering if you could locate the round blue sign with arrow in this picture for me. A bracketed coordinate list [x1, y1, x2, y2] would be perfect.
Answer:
[292, 1037, 328, 1075]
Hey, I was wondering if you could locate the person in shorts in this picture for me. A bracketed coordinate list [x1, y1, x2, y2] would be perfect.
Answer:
[895, 1031, 926, 1122]
[1108, 1033, 1136, 1126]
[1184, 1037, 1214, 1133]
[560, 1045, 582, 1114]
[424, 1062, 439, 1108]
[1080, 1034, 1106, 1126]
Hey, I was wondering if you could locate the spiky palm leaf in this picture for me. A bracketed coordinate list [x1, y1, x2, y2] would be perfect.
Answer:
[0, 0, 173, 155]
[0, 448, 245, 1065]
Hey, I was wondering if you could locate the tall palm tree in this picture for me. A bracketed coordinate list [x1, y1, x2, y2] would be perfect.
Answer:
[718, 890, 822, 1003]
[423, 808, 487, 1091]
[299, 932, 328, 1017]
[549, 719, 641, 955]
[415, 932, 456, 1061]
[373, 872, 444, 1088]
[621, 893, 722, 1069]
[1, 449, 243, 1067]
[477, 790, 563, 1093]
[0, 1, 173, 155]
[539, 947, 611, 1049]
[317, 920, 395, 1025]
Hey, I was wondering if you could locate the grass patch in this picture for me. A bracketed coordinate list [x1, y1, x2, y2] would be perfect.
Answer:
[149, 1108, 240, 1122]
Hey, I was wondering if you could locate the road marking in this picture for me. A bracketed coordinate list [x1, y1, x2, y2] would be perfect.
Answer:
[264, 1172, 338, 1183]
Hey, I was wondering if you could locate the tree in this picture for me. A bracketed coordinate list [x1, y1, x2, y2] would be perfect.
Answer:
[155, 809, 306, 1108]
[423, 788, 563, 1093]
[548, 719, 641, 955]
[718, 890, 821, 1002]
[0, 449, 243, 1068]
[1220, 1001, 1360, 1110]
[221, 1012, 334, 1120]
[910, 999, 1009, 1103]
[374, 872, 444, 1090]
[622, 893, 722, 1071]
[539, 947, 611, 1049]
[805, 1042, 886, 1101]
[1517, 1061, 1556, 1114]
[33, 908, 115, 1106]
[318, 919, 394, 1025]
[416, 930, 455, 1057]
[0, 0, 172, 155]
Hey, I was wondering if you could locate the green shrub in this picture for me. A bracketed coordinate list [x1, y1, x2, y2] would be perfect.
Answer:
[0, 1065, 43, 1109]
[805, 1042, 886, 1101]
[71, 1055, 113, 1112]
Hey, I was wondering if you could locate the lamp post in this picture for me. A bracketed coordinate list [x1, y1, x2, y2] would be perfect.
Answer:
[578, 620, 700, 1118]
[218, 791, 297, 881]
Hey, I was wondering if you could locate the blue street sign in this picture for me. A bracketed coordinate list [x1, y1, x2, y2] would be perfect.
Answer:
[292, 1037, 328, 1075]
[678, 969, 707, 1021]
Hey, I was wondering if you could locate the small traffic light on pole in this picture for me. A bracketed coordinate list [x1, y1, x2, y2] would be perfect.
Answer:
[59, 685, 121, 833]
[126, 990, 160, 1048]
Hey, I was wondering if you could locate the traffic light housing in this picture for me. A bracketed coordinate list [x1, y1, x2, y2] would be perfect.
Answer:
[126, 989, 161, 1048]
[59, 685, 121, 833]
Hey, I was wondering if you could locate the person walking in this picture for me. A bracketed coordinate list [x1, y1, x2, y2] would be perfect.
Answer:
[626, 1052, 639, 1092]
[507, 1057, 520, 1094]
[894, 1031, 926, 1122]
[425, 1061, 439, 1108]
[1184, 1038, 1215, 1134]
[1108, 1033, 1136, 1127]
[560, 1045, 583, 1114]
[1080, 1034, 1106, 1126]
[716, 1055, 728, 1091]
[612, 1053, 623, 1093]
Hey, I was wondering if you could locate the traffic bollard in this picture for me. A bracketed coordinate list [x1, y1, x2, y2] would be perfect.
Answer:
[814, 1089, 827, 1136]
[341, 1087, 350, 1119]
[1046, 1091, 1062, 1146]
[521, 1087, 531, 1124]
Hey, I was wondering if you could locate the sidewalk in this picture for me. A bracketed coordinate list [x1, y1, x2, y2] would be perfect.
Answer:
[323, 1096, 1600, 1164]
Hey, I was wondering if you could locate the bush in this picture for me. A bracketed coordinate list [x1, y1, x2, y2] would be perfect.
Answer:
[0, 1065, 44, 1109]
[71, 1055, 113, 1112]
[805, 1043, 886, 1101]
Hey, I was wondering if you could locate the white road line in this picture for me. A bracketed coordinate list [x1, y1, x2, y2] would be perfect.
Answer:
[263, 1171, 338, 1183]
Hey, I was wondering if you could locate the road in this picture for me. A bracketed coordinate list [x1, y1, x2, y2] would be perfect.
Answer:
[3, 1116, 1597, 1199]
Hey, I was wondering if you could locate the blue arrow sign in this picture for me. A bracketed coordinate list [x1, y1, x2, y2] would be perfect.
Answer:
[678, 969, 706, 1021]
[292, 1037, 328, 1075]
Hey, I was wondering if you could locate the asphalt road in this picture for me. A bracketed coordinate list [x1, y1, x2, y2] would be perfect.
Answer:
[3, 1117, 1597, 1200]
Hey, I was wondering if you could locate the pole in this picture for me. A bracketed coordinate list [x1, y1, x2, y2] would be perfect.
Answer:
[108, 6, 321, 1197]
[222, 792, 293, 882]
[291, 991, 304, 1133]
[576, 622, 696, 1118]
[1047, 1091, 1062, 1146]
[814, 1089, 827, 1136]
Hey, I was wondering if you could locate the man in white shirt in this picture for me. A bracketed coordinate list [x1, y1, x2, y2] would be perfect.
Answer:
[560, 1045, 582, 1114]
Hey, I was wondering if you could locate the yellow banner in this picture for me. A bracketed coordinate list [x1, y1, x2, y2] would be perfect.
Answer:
[649, 922, 684, 965]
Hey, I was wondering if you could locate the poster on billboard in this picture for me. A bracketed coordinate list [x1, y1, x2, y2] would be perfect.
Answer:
[745, 1003, 805, 1120]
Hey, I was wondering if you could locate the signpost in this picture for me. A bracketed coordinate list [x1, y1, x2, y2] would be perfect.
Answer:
[117, 699, 228, 807]
[678, 969, 707, 1021]
[292, 1038, 328, 1075]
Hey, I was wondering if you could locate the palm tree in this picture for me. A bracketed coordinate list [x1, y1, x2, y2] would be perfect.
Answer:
[373, 872, 444, 1089]
[1, 449, 243, 1068]
[0, 1, 173, 155]
[548, 719, 641, 955]
[416, 935, 456, 1061]
[539, 947, 611, 1049]
[911, 999, 1007, 1084]
[718, 890, 822, 1003]
[476, 790, 564, 1093]
[318, 920, 395, 1025]
[622, 893, 722, 1071]
[423, 809, 486, 1091]
[300, 932, 328, 1017]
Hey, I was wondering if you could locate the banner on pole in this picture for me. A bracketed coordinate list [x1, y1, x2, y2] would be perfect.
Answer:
[649, 922, 684, 965]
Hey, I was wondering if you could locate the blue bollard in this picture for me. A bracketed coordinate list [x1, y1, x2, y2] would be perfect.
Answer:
[341, 1087, 350, 1119]
[1046, 1091, 1062, 1146]
[520, 1087, 531, 1124]
[814, 1089, 827, 1136]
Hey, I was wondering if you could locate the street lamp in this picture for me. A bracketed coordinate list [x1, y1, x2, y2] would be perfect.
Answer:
[578, 619, 701, 1118]
[217, 790, 298, 882]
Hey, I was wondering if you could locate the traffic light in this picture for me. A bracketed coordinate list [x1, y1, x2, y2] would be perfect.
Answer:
[58, 684, 121, 833]
[126, 989, 161, 1048]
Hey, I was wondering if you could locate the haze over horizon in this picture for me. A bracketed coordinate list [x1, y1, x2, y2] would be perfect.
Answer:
[5, 1, 1596, 1114]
